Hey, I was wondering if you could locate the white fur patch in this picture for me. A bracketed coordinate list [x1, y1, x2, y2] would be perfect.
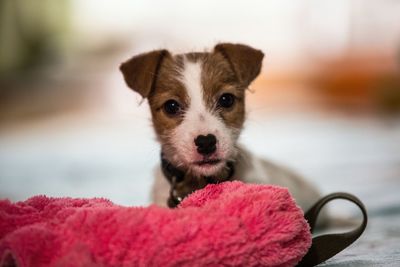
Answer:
[170, 58, 236, 176]
[179, 60, 206, 124]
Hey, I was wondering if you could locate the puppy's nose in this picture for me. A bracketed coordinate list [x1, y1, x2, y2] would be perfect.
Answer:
[194, 134, 217, 155]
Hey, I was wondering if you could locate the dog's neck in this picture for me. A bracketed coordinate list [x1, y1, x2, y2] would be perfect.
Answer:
[160, 152, 235, 207]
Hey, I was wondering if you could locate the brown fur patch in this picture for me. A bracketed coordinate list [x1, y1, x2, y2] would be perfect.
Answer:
[147, 55, 187, 142]
[201, 52, 246, 130]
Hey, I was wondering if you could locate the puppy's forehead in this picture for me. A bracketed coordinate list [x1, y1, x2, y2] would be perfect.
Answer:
[183, 52, 237, 87]
[154, 51, 236, 97]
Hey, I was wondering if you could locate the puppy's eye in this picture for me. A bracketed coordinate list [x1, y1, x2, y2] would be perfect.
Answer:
[217, 93, 235, 108]
[163, 100, 181, 115]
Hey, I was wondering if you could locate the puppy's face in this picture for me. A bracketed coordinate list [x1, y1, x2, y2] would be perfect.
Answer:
[120, 43, 263, 177]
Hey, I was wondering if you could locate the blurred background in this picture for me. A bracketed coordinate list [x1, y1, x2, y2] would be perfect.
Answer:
[1, 0, 400, 211]
[1, 1, 400, 264]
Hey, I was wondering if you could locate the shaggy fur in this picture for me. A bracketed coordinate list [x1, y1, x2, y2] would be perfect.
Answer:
[0, 181, 311, 267]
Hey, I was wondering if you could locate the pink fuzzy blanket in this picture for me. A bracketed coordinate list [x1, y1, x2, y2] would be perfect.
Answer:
[0, 181, 311, 267]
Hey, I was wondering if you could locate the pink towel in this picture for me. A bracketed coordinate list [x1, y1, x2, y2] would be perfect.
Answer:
[0, 181, 311, 267]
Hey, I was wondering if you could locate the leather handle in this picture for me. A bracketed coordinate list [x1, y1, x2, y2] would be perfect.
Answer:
[297, 192, 368, 267]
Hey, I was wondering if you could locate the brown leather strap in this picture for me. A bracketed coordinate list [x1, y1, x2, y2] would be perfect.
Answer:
[297, 192, 368, 267]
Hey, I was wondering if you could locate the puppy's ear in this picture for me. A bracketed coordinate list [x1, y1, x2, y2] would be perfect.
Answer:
[120, 50, 169, 98]
[214, 43, 264, 86]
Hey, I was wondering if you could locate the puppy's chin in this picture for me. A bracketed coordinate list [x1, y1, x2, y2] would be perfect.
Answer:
[190, 160, 225, 177]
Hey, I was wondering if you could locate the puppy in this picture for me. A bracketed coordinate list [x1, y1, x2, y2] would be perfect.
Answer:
[120, 43, 321, 211]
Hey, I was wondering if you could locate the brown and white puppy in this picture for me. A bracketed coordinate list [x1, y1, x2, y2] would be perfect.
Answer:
[120, 43, 321, 211]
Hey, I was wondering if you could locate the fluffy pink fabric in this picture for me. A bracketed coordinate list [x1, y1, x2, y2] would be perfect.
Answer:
[0, 181, 311, 267]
